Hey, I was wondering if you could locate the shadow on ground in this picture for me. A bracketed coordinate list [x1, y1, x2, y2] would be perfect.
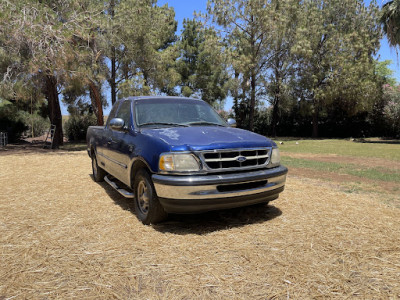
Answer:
[355, 139, 400, 145]
[154, 205, 282, 235]
[94, 175, 282, 235]
[0, 141, 87, 155]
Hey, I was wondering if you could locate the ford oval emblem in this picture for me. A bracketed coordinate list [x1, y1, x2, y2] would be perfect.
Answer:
[236, 156, 247, 162]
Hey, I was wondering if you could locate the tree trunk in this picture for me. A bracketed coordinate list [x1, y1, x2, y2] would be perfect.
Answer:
[271, 66, 281, 137]
[143, 69, 149, 89]
[249, 71, 256, 132]
[248, 15, 257, 132]
[110, 0, 117, 105]
[233, 71, 240, 127]
[271, 95, 280, 137]
[111, 48, 116, 105]
[44, 75, 63, 148]
[312, 101, 319, 138]
[89, 81, 104, 126]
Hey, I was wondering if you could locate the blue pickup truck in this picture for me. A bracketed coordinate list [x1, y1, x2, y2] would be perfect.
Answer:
[87, 96, 288, 224]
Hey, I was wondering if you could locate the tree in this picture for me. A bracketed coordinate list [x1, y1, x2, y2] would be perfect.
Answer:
[370, 60, 398, 136]
[380, 0, 400, 52]
[207, 0, 274, 131]
[108, 0, 118, 105]
[263, 0, 299, 137]
[66, 0, 109, 126]
[112, 0, 179, 98]
[0, 0, 74, 147]
[176, 18, 228, 105]
[0, 0, 113, 144]
[383, 84, 400, 137]
[292, 0, 381, 137]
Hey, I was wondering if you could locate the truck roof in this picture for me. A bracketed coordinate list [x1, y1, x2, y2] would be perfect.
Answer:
[121, 96, 204, 102]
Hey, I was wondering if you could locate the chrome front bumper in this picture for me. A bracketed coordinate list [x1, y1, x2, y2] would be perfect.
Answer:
[152, 166, 288, 213]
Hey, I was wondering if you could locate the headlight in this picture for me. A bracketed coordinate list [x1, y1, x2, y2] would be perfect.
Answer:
[159, 153, 200, 172]
[270, 148, 280, 165]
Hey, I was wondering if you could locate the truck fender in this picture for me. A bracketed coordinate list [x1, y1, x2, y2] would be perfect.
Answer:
[128, 158, 153, 188]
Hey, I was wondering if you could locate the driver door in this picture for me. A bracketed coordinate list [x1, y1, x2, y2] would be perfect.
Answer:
[106, 100, 133, 182]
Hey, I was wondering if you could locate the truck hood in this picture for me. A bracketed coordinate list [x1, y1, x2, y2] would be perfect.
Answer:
[141, 126, 276, 151]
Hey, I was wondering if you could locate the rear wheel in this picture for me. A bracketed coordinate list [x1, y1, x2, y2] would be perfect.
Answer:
[134, 169, 167, 225]
[92, 152, 106, 182]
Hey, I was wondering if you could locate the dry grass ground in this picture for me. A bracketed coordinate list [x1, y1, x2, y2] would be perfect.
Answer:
[1, 148, 400, 299]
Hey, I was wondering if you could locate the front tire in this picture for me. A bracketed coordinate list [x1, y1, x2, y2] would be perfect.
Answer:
[92, 153, 106, 182]
[134, 169, 167, 225]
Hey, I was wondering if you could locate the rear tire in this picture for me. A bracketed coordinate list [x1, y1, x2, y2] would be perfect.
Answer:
[92, 153, 106, 182]
[134, 169, 168, 225]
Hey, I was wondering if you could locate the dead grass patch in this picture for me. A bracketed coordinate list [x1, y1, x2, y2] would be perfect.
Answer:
[283, 152, 400, 171]
[0, 151, 400, 298]
[288, 167, 400, 195]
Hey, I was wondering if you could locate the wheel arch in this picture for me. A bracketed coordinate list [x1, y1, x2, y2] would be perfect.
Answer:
[90, 145, 96, 157]
[88, 136, 98, 158]
[129, 158, 153, 188]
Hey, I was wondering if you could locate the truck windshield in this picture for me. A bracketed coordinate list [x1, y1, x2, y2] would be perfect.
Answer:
[135, 99, 227, 128]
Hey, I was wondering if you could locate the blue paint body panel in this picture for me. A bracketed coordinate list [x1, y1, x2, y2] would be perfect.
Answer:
[140, 126, 276, 172]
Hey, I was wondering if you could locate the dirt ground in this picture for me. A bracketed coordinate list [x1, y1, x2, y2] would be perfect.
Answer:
[0, 149, 399, 299]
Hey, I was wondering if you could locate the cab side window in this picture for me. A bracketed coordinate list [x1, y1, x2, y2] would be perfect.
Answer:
[115, 100, 132, 128]
[106, 101, 120, 127]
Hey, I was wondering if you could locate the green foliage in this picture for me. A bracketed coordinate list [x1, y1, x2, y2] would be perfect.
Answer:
[113, 0, 179, 97]
[253, 107, 272, 136]
[64, 114, 97, 141]
[207, 0, 275, 130]
[375, 60, 397, 86]
[118, 76, 151, 98]
[17, 111, 50, 138]
[291, 0, 382, 136]
[380, 0, 400, 52]
[0, 100, 27, 142]
[0, 98, 49, 139]
[382, 84, 400, 137]
[176, 19, 229, 104]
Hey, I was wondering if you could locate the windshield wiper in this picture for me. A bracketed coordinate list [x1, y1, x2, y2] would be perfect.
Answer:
[139, 122, 189, 127]
[186, 121, 225, 127]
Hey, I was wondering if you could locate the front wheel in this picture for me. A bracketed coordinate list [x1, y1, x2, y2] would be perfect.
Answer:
[134, 169, 168, 225]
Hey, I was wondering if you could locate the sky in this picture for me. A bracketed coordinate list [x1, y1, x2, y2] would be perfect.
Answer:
[62, 0, 400, 115]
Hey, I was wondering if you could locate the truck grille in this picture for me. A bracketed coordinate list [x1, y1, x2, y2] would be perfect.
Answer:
[200, 148, 270, 170]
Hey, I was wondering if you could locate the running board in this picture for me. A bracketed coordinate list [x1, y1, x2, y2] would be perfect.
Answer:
[104, 175, 134, 198]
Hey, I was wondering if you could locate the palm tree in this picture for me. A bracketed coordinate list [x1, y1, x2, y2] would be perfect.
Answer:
[381, 0, 400, 51]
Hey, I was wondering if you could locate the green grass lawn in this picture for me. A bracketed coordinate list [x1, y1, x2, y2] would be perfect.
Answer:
[274, 138, 400, 197]
[281, 156, 400, 183]
[276, 138, 400, 161]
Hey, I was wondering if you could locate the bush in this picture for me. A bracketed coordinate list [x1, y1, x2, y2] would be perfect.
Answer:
[64, 114, 97, 141]
[0, 100, 28, 142]
[17, 111, 50, 137]
[383, 84, 400, 138]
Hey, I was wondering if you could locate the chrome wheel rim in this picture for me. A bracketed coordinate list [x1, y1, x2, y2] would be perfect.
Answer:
[137, 180, 150, 214]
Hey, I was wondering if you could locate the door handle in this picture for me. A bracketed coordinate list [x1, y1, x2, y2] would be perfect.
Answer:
[107, 138, 118, 145]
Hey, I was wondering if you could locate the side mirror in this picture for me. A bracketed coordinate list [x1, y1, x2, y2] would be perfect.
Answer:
[109, 118, 125, 131]
[227, 118, 237, 128]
